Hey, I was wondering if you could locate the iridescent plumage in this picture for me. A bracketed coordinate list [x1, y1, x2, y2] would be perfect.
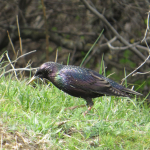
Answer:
[28, 62, 142, 113]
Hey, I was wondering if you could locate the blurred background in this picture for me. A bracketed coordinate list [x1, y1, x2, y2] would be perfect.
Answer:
[0, 0, 150, 100]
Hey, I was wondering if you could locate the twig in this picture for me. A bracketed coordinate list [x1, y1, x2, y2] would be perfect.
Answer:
[5, 53, 19, 81]
[136, 45, 149, 52]
[121, 50, 150, 84]
[41, 0, 49, 61]
[141, 11, 150, 42]
[20, 60, 32, 80]
[81, 0, 150, 83]
[1, 50, 36, 70]
[81, 0, 148, 62]
[107, 36, 117, 44]
[55, 120, 68, 127]
[7, 31, 17, 57]
[107, 37, 148, 52]
[121, 11, 150, 83]
[14, 50, 36, 63]
[0, 67, 37, 78]
[0, 52, 5, 63]
[55, 49, 58, 63]
[132, 71, 150, 76]
[16, 15, 22, 55]
[106, 72, 115, 78]
[108, 39, 140, 51]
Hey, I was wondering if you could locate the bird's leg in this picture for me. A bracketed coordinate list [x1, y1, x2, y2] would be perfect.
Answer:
[83, 98, 93, 116]
[83, 105, 93, 116]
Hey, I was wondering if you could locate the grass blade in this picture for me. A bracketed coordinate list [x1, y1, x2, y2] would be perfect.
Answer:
[80, 29, 104, 67]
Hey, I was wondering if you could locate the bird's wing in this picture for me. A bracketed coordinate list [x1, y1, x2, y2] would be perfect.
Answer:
[60, 68, 142, 97]
[90, 71, 142, 96]
[60, 69, 112, 95]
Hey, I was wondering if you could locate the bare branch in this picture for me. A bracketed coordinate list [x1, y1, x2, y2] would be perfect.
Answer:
[132, 71, 150, 76]
[108, 37, 149, 52]
[1, 50, 36, 70]
[108, 37, 140, 51]
[136, 45, 149, 52]
[121, 55, 150, 84]
[7, 31, 17, 57]
[121, 10, 150, 83]
[0, 53, 5, 63]
[0, 67, 37, 78]
[5, 53, 19, 81]
[41, 0, 49, 61]
[16, 15, 23, 55]
[141, 11, 150, 42]
[81, 0, 148, 62]
[81, 0, 150, 83]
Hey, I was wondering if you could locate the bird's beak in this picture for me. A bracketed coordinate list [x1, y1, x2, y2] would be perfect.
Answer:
[27, 76, 38, 85]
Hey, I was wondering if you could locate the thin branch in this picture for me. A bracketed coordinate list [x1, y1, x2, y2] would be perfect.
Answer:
[107, 36, 117, 45]
[1, 50, 36, 70]
[81, 0, 150, 83]
[81, 0, 148, 62]
[141, 11, 150, 42]
[136, 45, 149, 52]
[5, 53, 19, 81]
[108, 37, 149, 52]
[107, 72, 115, 78]
[0, 67, 37, 78]
[121, 55, 150, 84]
[16, 15, 22, 55]
[14, 50, 37, 63]
[108, 40, 140, 51]
[132, 71, 150, 76]
[41, 0, 49, 61]
[0, 53, 5, 63]
[55, 49, 58, 63]
[121, 11, 150, 83]
[7, 31, 17, 57]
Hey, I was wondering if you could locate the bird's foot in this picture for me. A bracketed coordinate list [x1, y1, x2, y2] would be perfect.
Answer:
[82, 106, 92, 116]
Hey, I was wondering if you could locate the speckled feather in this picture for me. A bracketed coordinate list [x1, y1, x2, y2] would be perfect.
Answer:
[33, 62, 142, 106]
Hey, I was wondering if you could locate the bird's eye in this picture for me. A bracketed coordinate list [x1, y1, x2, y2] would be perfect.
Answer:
[35, 70, 43, 77]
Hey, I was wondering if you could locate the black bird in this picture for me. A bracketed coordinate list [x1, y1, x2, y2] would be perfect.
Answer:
[27, 62, 142, 114]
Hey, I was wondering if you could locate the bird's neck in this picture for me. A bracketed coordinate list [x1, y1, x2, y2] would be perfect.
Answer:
[52, 73, 64, 89]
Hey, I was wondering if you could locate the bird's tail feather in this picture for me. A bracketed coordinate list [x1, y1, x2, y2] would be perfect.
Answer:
[122, 88, 142, 96]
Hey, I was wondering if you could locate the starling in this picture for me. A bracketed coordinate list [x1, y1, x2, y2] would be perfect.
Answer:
[27, 62, 142, 114]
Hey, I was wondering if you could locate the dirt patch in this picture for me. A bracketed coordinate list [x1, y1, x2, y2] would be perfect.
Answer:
[0, 123, 40, 149]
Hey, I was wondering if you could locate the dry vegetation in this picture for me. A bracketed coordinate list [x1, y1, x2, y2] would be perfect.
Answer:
[0, 1, 149, 74]
[0, 123, 37, 149]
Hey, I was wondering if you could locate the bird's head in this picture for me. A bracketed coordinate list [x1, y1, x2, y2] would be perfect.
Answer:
[27, 62, 61, 85]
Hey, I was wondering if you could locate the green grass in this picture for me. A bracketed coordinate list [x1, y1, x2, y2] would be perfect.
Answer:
[0, 75, 150, 149]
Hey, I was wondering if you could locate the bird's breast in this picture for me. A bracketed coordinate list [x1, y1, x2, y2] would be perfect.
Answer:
[52, 74, 66, 89]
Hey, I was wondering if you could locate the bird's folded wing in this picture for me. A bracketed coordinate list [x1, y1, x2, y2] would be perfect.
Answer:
[90, 71, 142, 96]
[64, 70, 111, 94]
[63, 70, 142, 96]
